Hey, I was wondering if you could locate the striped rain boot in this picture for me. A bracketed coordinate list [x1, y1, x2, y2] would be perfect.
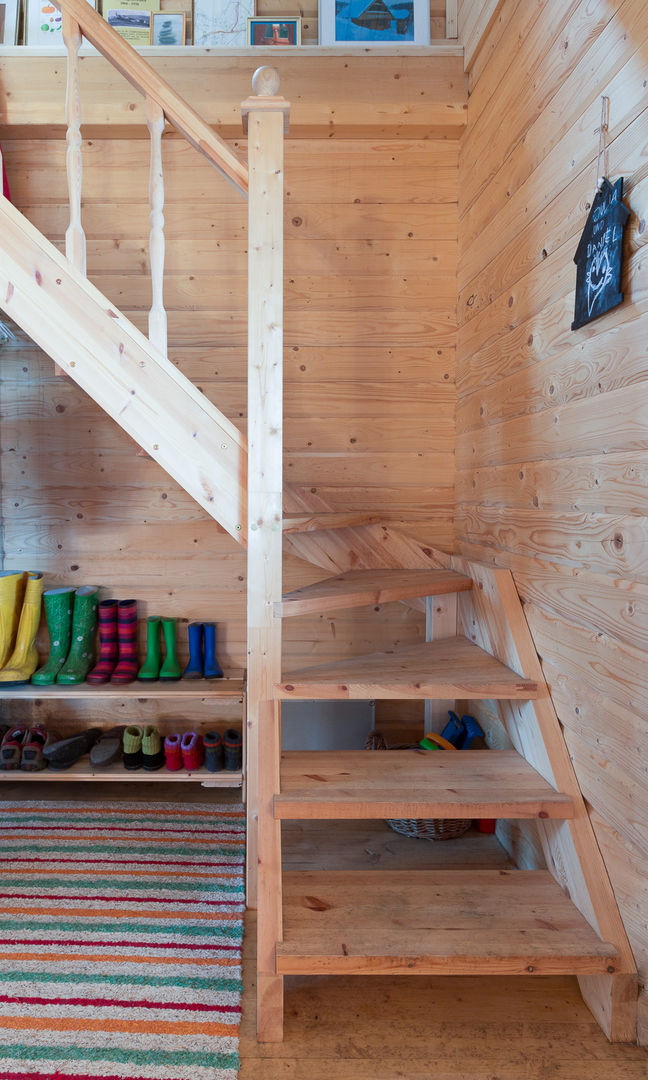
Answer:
[111, 599, 139, 684]
[86, 599, 118, 685]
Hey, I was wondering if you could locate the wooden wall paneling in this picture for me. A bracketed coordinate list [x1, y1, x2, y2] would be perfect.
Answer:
[458, 0, 648, 1042]
[460, 0, 648, 267]
[0, 55, 466, 139]
[457, 0, 505, 71]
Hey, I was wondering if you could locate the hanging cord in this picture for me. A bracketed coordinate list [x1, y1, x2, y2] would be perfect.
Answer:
[596, 96, 610, 190]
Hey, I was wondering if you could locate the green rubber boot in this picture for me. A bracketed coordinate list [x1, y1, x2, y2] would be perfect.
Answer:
[56, 586, 99, 685]
[138, 616, 161, 681]
[159, 617, 181, 681]
[32, 587, 75, 686]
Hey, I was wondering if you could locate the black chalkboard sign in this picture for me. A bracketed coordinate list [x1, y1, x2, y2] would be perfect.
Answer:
[572, 177, 629, 331]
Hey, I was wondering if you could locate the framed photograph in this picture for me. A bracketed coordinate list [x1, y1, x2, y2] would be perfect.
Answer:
[319, 0, 429, 45]
[194, 0, 254, 47]
[0, 0, 19, 44]
[247, 16, 301, 46]
[26, 0, 96, 45]
[150, 9, 185, 43]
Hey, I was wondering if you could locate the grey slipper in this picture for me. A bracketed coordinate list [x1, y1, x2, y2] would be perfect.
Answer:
[43, 727, 102, 768]
[90, 726, 125, 768]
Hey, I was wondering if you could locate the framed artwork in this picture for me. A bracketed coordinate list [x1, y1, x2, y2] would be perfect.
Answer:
[26, 0, 96, 44]
[150, 9, 185, 43]
[193, 0, 254, 46]
[0, 0, 19, 44]
[319, 0, 429, 45]
[105, 0, 159, 45]
[248, 16, 301, 45]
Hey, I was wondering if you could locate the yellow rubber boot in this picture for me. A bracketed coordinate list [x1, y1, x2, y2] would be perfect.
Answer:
[0, 572, 26, 670]
[0, 572, 44, 685]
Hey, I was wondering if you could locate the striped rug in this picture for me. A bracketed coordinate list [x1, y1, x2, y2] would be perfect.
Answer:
[0, 799, 245, 1080]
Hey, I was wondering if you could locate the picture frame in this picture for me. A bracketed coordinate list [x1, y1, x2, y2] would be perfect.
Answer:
[0, 0, 19, 44]
[26, 0, 96, 45]
[193, 0, 254, 47]
[150, 9, 185, 43]
[247, 16, 301, 46]
[319, 0, 429, 46]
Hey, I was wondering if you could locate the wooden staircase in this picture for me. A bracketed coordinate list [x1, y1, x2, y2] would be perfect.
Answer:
[0, 0, 638, 1046]
[256, 554, 638, 1043]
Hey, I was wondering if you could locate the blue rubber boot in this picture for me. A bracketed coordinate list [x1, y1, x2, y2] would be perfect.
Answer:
[183, 622, 204, 680]
[458, 715, 485, 749]
[440, 710, 464, 747]
[203, 622, 223, 680]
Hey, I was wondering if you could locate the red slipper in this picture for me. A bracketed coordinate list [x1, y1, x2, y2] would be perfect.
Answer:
[181, 731, 204, 771]
[164, 733, 182, 771]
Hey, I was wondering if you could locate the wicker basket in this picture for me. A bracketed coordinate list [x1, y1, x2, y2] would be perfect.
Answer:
[365, 729, 472, 841]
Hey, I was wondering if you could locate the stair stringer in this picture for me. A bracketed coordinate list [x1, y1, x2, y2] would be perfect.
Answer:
[282, 516, 638, 1042]
[450, 553, 637, 1042]
[0, 194, 247, 544]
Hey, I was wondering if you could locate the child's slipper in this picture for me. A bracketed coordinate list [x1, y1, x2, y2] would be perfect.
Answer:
[142, 726, 164, 771]
[89, 726, 125, 768]
[181, 731, 204, 771]
[21, 726, 58, 771]
[123, 725, 143, 771]
[0, 725, 29, 770]
[164, 733, 182, 771]
[203, 730, 224, 772]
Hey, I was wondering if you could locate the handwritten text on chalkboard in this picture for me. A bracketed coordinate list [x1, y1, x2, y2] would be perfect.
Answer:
[572, 177, 629, 331]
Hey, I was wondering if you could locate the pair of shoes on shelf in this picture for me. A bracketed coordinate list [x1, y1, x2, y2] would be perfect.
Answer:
[183, 623, 223, 680]
[0, 571, 44, 686]
[164, 732, 204, 772]
[89, 726, 125, 769]
[203, 729, 242, 773]
[138, 618, 181, 682]
[32, 586, 99, 687]
[42, 727, 102, 771]
[86, 600, 138, 685]
[123, 725, 165, 771]
[0, 724, 59, 771]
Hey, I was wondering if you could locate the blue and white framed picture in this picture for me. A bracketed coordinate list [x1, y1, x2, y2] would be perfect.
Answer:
[319, 0, 429, 45]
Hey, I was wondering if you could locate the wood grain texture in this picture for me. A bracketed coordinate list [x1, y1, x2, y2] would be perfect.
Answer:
[276, 568, 472, 617]
[276, 748, 573, 819]
[457, 0, 648, 1042]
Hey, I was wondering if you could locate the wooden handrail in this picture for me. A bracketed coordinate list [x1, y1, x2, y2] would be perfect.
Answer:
[51, 0, 248, 196]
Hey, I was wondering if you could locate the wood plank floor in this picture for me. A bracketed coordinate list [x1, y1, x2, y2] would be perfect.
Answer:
[0, 782, 646, 1077]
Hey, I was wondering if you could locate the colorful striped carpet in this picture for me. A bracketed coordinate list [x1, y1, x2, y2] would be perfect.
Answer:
[0, 799, 245, 1080]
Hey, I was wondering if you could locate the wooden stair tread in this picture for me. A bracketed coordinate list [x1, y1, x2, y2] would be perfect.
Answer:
[276, 637, 540, 700]
[276, 870, 618, 976]
[282, 512, 382, 534]
[275, 568, 473, 617]
[275, 749, 573, 820]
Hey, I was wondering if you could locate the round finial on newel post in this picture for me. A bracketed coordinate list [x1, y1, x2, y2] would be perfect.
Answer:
[252, 66, 280, 97]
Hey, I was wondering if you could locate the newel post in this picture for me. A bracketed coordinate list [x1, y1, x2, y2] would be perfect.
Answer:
[242, 66, 290, 1042]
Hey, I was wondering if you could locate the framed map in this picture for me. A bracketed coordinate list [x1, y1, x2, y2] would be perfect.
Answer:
[194, 0, 254, 46]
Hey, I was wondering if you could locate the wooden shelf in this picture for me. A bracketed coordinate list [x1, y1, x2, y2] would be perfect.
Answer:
[276, 870, 618, 976]
[0, 43, 464, 58]
[275, 568, 472, 618]
[275, 749, 573, 820]
[276, 638, 540, 700]
[0, 678, 244, 699]
[0, 760, 242, 785]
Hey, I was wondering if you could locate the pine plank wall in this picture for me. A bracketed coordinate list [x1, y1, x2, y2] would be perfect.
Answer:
[0, 52, 462, 742]
[456, 0, 648, 1042]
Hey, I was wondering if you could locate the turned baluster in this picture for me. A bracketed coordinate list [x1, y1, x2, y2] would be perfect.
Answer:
[62, 13, 86, 275]
[146, 95, 167, 357]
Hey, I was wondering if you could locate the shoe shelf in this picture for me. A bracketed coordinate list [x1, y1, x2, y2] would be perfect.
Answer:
[0, 760, 243, 786]
[0, 677, 245, 699]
